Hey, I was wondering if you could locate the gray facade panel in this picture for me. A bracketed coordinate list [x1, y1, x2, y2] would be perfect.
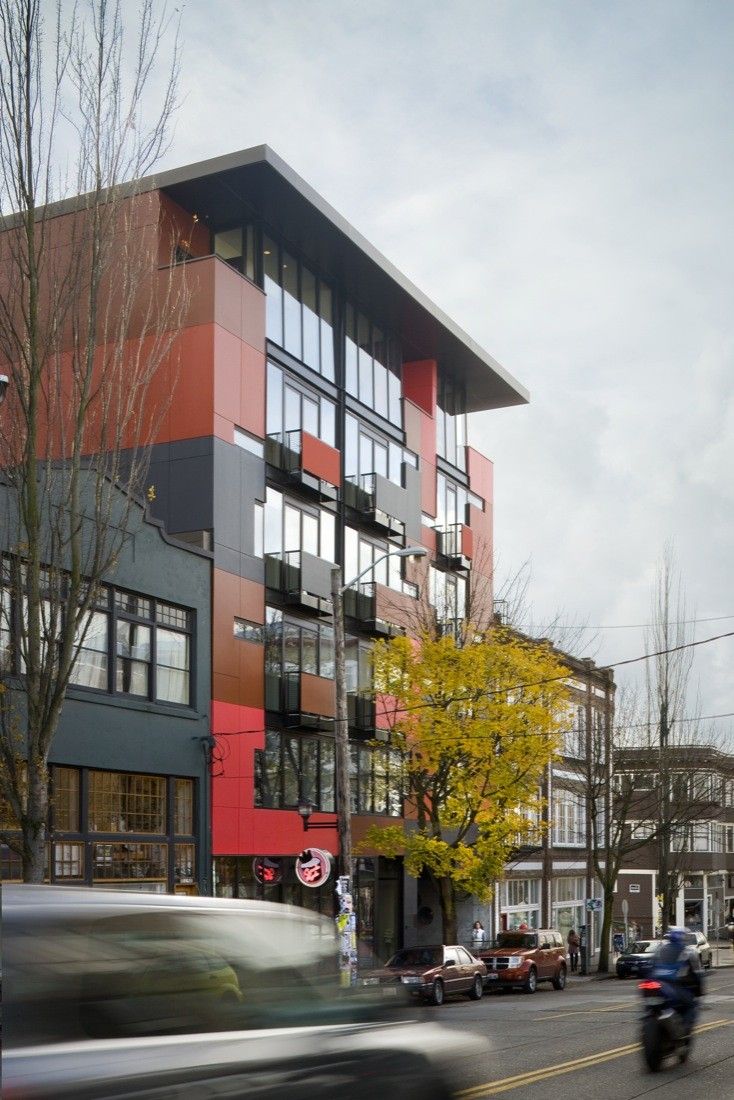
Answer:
[167, 454, 215, 534]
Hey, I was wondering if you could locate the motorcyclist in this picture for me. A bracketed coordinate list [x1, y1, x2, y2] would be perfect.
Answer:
[650, 927, 703, 1035]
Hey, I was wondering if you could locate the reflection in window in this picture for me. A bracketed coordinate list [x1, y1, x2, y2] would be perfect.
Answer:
[53, 766, 80, 831]
[264, 607, 335, 680]
[436, 376, 468, 470]
[345, 304, 401, 423]
[263, 240, 335, 379]
[255, 731, 335, 811]
[349, 744, 403, 816]
[344, 414, 417, 491]
[266, 361, 336, 448]
[264, 488, 336, 563]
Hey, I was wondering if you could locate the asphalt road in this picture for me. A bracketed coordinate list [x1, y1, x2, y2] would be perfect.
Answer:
[419, 965, 734, 1099]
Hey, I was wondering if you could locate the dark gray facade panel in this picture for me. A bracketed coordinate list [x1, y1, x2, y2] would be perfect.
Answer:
[403, 465, 422, 543]
[213, 542, 264, 584]
[167, 455, 215, 534]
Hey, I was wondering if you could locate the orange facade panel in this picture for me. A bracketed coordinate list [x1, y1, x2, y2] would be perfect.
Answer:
[300, 673, 336, 718]
[301, 432, 341, 487]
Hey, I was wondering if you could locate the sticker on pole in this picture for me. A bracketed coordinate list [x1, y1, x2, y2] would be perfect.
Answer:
[295, 848, 332, 888]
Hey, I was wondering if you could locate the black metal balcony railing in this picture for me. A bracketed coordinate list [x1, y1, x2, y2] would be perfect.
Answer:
[343, 581, 403, 638]
[436, 617, 463, 641]
[436, 523, 470, 570]
[344, 473, 405, 539]
[265, 431, 337, 502]
[265, 670, 334, 731]
[264, 550, 332, 614]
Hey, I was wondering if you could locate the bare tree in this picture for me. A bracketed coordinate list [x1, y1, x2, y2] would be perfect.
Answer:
[0, 0, 187, 881]
[645, 543, 697, 931]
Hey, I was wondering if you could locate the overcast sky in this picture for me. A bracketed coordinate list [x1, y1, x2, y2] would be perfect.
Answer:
[162, 0, 733, 743]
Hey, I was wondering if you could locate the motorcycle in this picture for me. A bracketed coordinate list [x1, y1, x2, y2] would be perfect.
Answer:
[638, 978, 694, 1072]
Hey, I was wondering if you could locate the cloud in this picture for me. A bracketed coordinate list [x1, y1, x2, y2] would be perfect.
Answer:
[168, 0, 734, 741]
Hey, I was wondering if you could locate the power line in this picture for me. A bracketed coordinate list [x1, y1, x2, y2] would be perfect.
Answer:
[534, 614, 734, 632]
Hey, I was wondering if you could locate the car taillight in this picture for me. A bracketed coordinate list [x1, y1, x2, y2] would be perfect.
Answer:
[639, 980, 661, 991]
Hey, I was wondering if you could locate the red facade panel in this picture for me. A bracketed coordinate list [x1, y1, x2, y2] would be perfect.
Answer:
[301, 432, 341, 487]
[402, 359, 437, 416]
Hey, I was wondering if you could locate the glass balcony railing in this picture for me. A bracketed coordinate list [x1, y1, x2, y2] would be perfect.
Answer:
[265, 431, 338, 501]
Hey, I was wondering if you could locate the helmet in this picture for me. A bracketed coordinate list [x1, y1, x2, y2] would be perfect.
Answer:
[664, 926, 687, 946]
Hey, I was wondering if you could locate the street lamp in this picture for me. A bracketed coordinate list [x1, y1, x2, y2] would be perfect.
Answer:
[296, 798, 335, 831]
[330, 543, 426, 985]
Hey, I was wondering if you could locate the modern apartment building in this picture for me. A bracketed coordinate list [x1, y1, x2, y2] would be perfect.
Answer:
[113, 145, 528, 956]
[614, 744, 734, 938]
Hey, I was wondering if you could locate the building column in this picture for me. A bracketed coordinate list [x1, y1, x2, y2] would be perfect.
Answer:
[675, 882, 685, 927]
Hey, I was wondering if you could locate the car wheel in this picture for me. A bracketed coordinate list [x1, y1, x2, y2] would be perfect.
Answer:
[468, 973, 483, 1000]
[523, 968, 537, 994]
[431, 978, 445, 1006]
[552, 965, 566, 991]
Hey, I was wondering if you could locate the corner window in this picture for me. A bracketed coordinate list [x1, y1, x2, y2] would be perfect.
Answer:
[436, 376, 467, 471]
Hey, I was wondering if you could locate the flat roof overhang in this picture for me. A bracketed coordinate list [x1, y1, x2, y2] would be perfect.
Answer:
[142, 146, 529, 413]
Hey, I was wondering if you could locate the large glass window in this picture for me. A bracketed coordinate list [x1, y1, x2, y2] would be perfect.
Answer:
[349, 744, 403, 816]
[156, 608, 191, 706]
[552, 789, 586, 846]
[436, 376, 468, 470]
[264, 607, 335, 680]
[255, 731, 336, 811]
[345, 303, 401, 423]
[52, 766, 80, 832]
[435, 473, 484, 530]
[264, 488, 335, 562]
[262, 239, 335, 380]
[344, 413, 417, 491]
[343, 527, 405, 594]
[428, 566, 467, 625]
[266, 361, 336, 448]
[89, 771, 166, 834]
[214, 225, 255, 280]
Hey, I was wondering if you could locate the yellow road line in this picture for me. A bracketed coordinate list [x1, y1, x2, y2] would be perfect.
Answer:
[456, 1019, 732, 1098]
[542, 999, 637, 1020]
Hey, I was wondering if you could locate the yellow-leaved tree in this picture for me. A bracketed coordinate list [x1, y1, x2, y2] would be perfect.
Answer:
[363, 626, 570, 944]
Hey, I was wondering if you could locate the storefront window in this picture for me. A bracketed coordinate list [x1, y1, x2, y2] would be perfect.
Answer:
[89, 771, 166, 834]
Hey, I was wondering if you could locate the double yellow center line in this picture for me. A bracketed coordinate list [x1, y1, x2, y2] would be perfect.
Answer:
[457, 1018, 732, 1097]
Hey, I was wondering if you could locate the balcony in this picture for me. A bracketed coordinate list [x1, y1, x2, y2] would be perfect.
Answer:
[264, 550, 333, 615]
[436, 617, 464, 642]
[265, 670, 335, 731]
[344, 473, 406, 540]
[435, 523, 472, 572]
[348, 692, 390, 743]
[343, 581, 403, 638]
[266, 430, 339, 502]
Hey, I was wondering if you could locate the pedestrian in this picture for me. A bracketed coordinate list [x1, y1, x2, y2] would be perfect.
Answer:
[567, 928, 581, 972]
[471, 920, 488, 949]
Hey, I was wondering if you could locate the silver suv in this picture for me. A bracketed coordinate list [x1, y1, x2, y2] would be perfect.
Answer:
[3, 885, 482, 1099]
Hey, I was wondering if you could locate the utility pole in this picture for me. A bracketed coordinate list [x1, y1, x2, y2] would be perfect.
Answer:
[331, 563, 352, 882]
[659, 700, 670, 933]
[582, 659, 594, 973]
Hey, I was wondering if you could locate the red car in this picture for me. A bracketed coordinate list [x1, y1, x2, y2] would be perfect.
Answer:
[362, 945, 487, 1006]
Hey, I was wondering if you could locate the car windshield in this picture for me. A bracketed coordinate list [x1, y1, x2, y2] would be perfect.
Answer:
[386, 948, 442, 968]
[629, 941, 652, 953]
[495, 933, 537, 949]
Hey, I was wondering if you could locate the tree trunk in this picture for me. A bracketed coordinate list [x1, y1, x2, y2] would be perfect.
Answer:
[22, 764, 49, 883]
[438, 875, 458, 944]
[597, 884, 615, 973]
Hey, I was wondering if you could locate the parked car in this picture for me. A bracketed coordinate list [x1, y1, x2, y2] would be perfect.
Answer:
[362, 945, 487, 1006]
[476, 929, 566, 993]
[2, 885, 485, 1099]
[683, 930, 713, 968]
[615, 939, 663, 979]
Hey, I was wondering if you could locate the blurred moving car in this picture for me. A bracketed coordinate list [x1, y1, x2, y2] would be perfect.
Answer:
[476, 929, 567, 993]
[683, 930, 713, 969]
[2, 885, 486, 1099]
[362, 945, 487, 1006]
[615, 939, 663, 979]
